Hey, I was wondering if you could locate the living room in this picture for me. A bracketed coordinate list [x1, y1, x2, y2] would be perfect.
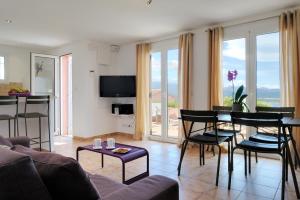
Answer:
[1, 0, 300, 200]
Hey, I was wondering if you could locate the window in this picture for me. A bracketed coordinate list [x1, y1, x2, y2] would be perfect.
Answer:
[222, 17, 280, 111]
[150, 52, 162, 136]
[0, 56, 4, 80]
[223, 38, 246, 106]
[256, 32, 280, 107]
[150, 39, 179, 142]
[167, 49, 179, 138]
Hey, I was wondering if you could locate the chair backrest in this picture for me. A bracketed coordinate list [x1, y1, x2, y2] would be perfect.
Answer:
[213, 106, 232, 114]
[256, 106, 295, 118]
[231, 112, 283, 148]
[26, 95, 50, 105]
[212, 105, 241, 132]
[180, 110, 219, 140]
[0, 96, 18, 105]
[0, 96, 18, 115]
[25, 95, 50, 114]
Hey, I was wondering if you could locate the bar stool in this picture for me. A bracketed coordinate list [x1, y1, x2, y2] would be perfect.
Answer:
[17, 95, 51, 151]
[0, 96, 18, 138]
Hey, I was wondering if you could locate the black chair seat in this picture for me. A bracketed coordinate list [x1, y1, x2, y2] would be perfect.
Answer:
[238, 140, 284, 153]
[17, 112, 48, 118]
[203, 130, 235, 140]
[0, 114, 15, 120]
[189, 134, 228, 144]
[249, 133, 289, 144]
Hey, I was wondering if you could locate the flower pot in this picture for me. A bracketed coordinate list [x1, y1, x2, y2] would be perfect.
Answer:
[232, 103, 243, 112]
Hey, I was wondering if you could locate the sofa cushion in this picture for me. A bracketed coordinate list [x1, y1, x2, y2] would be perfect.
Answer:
[0, 135, 13, 148]
[14, 145, 101, 200]
[0, 148, 52, 200]
[89, 173, 126, 198]
[103, 175, 179, 200]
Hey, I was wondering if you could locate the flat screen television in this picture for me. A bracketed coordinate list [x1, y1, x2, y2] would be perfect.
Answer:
[99, 76, 136, 97]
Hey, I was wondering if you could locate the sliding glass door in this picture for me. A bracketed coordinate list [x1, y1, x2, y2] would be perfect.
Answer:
[222, 17, 280, 140]
[256, 32, 280, 107]
[150, 52, 162, 136]
[150, 40, 179, 142]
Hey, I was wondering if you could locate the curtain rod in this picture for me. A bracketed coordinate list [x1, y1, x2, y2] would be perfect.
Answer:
[204, 15, 279, 32]
[201, 6, 300, 32]
[140, 5, 300, 44]
[141, 31, 190, 44]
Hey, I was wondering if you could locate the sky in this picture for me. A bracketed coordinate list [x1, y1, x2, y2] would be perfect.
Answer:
[151, 49, 178, 84]
[223, 32, 280, 89]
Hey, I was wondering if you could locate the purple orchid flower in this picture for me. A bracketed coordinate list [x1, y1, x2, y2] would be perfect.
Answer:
[227, 69, 239, 104]
[227, 70, 238, 81]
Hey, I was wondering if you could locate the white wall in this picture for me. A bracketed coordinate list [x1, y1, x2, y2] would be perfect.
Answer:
[114, 29, 211, 112]
[46, 28, 210, 138]
[48, 41, 115, 138]
[109, 43, 136, 134]
[110, 29, 210, 135]
[0, 44, 34, 88]
[192, 28, 210, 110]
[0, 44, 55, 150]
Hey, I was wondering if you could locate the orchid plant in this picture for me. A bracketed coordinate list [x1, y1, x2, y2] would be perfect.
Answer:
[227, 70, 249, 111]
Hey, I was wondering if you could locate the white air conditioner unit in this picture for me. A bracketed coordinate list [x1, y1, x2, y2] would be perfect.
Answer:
[96, 44, 120, 66]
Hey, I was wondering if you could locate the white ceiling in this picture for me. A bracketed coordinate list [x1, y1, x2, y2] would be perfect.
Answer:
[0, 0, 299, 49]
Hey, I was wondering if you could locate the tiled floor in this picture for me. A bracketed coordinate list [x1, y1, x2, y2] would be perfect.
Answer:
[54, 134, 299, 200]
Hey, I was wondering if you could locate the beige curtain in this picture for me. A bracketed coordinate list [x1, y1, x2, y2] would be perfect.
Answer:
[209, 27, 223, 109]
[280, 10, 300, 151]
[178, 33, 194, 144]
[135, 43, 151, 140]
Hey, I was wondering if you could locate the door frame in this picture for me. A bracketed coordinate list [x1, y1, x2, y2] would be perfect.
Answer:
[59, 53, 72, 136]
[222, 17, 280, 158]
[148, 39, 179, 143]
[30, 52, 60, 136]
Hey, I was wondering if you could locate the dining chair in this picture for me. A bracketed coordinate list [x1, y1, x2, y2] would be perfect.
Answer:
[211, 106, 242, 138]
[177, 110, 229, 186]
[249, 107, 299, 172]
[228, 112, 287, 200]
[203, 106, 240, 170]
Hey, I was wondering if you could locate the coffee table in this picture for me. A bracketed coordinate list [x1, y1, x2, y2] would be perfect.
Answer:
[76, 141, 149, 185]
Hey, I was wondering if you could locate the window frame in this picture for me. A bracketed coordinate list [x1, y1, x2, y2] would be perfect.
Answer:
[0, 55, 7, 82]
[222, 17, 280, 111]
[149, 39, 179, 143]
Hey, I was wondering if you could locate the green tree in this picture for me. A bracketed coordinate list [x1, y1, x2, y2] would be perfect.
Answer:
[223, 96, 272, 108]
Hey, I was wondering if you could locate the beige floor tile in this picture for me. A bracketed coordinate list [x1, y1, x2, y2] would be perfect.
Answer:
[198, 187, 241, 200]
[242, 183, 277, 198]
[274, 189, 298, 200]
[53, 135, 300, 200]
[236, 192, 272, 200]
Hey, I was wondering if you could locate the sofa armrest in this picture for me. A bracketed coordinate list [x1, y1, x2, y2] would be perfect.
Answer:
[8, 137, 30, 147]
[103, 175, 179, 200]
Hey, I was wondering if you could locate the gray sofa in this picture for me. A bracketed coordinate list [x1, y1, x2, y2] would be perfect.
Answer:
[0, 137, 179, 200]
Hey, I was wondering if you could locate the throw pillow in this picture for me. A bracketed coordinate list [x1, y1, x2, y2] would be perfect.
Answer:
[14, 145, 101, 200]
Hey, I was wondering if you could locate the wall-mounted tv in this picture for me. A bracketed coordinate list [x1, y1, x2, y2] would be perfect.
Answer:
[99, 76, 136, 97]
